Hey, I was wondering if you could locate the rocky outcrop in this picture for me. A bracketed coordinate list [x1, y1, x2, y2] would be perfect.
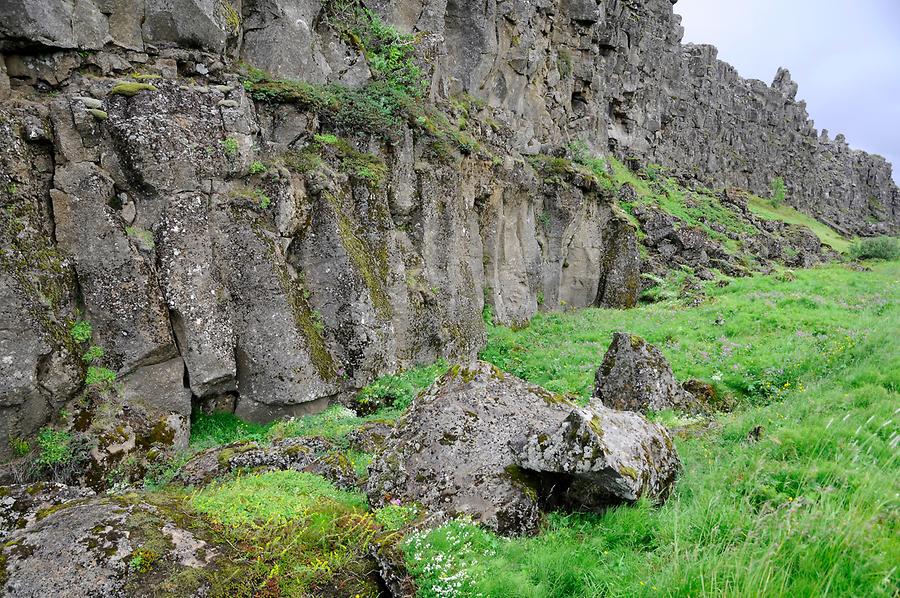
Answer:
[0, 1, 897, 236]
[366, 361, 680, 536]
[593, 332, 700, 413]
[176, 435, 359, 489]
[0, 69, 640, 456]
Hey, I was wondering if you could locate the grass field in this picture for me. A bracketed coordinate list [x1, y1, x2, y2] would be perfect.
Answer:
[180, 260, 899, 597]
[408, 261, 900, 597]
[746, 195, 853, 253]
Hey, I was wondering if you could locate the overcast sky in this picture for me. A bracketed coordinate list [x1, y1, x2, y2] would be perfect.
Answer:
[674, 0, 900, 182]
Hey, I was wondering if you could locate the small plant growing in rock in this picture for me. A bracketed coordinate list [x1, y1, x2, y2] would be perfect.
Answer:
[128, 548, 159, 573]
[70, 320, 92, 343]
[9, 437, 30, 457]
[82, 345, 105, 363]
[86, 366, 116, 387]
[125, 226, 155, 249]
[249, 160, 267, 174]
[770, 177, 787, 207]
[221, 137, 239, 157]
[231, 186, 271, 209]
[35, 427, 73, 468]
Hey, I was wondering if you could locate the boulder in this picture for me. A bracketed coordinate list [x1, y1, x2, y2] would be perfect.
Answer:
[367, 361, 681, 536]
[0, 487, 223, 598]
[0, 483, 95, 543]
[514, 406, 680, 509]
[593, 332, 700, 413]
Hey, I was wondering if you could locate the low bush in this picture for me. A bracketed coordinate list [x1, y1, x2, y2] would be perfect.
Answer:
[848, 236, 900, 260]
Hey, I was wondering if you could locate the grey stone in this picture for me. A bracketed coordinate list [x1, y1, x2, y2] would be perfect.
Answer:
[514, 406, 681, 508]
[0, 0, 109, 51]
[1, 492, 221, 597]
[593, 332, 700, 413]
[51, 162, 178, 372]
[142, 0, 228, 53]
[74, 96, 104, 109]
[367, 361, 682, 536]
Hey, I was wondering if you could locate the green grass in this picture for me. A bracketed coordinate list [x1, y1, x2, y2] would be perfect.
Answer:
[481, 262, 893, 402]
[189, 412, 271, 450]
[747, 195, 851, 253]
[190, 358, 448, 449]
[408, 261, 900, 597]
[192, 470, 367, 527]
[191, 470, 382, 596]
[353, 358, 449, 414]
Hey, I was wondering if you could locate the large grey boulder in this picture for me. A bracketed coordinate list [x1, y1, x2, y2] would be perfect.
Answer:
[367, 361, 681, 536]
[514, 406, 681, 509]
[593, 332, 700, 413]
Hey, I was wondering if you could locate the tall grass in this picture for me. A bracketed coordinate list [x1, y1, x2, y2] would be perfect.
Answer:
[409, 262, 899, 597]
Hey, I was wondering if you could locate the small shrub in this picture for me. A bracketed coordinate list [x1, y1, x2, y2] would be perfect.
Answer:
[249, 160, 267, 174]
[221, 137, 239, 157]
[70, 320, 92, 343]
[35, 428, 73, 467]
[848, 236, 899, 261]
[770, 177, 787, 207]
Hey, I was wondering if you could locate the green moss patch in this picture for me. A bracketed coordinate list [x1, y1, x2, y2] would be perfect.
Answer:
[109, 82, 157, 97]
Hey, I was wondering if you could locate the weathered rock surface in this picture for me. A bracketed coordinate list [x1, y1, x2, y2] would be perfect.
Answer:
[366, 361, 680, 535]
[0, 487, 223, 598]
[514, 406, 680, 509]
[593, 332, 700, 413]
[176, 435, 360, 489]
[0, 0, 895, 458]
[0, 482, 95, 543]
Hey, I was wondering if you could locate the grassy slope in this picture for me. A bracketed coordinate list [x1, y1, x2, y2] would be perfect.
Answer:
[746, 195, 853, 253]
[407, 261, 900, 597]
[602, 156, 852, 256]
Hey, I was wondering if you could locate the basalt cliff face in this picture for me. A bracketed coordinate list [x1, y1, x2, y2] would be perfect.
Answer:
[0, 0, 896, 463]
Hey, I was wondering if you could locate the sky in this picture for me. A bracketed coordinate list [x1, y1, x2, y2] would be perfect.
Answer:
[674, 0, 900, 182]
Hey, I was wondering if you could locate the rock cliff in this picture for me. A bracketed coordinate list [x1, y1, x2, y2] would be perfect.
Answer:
[0, 0, 896, 460]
